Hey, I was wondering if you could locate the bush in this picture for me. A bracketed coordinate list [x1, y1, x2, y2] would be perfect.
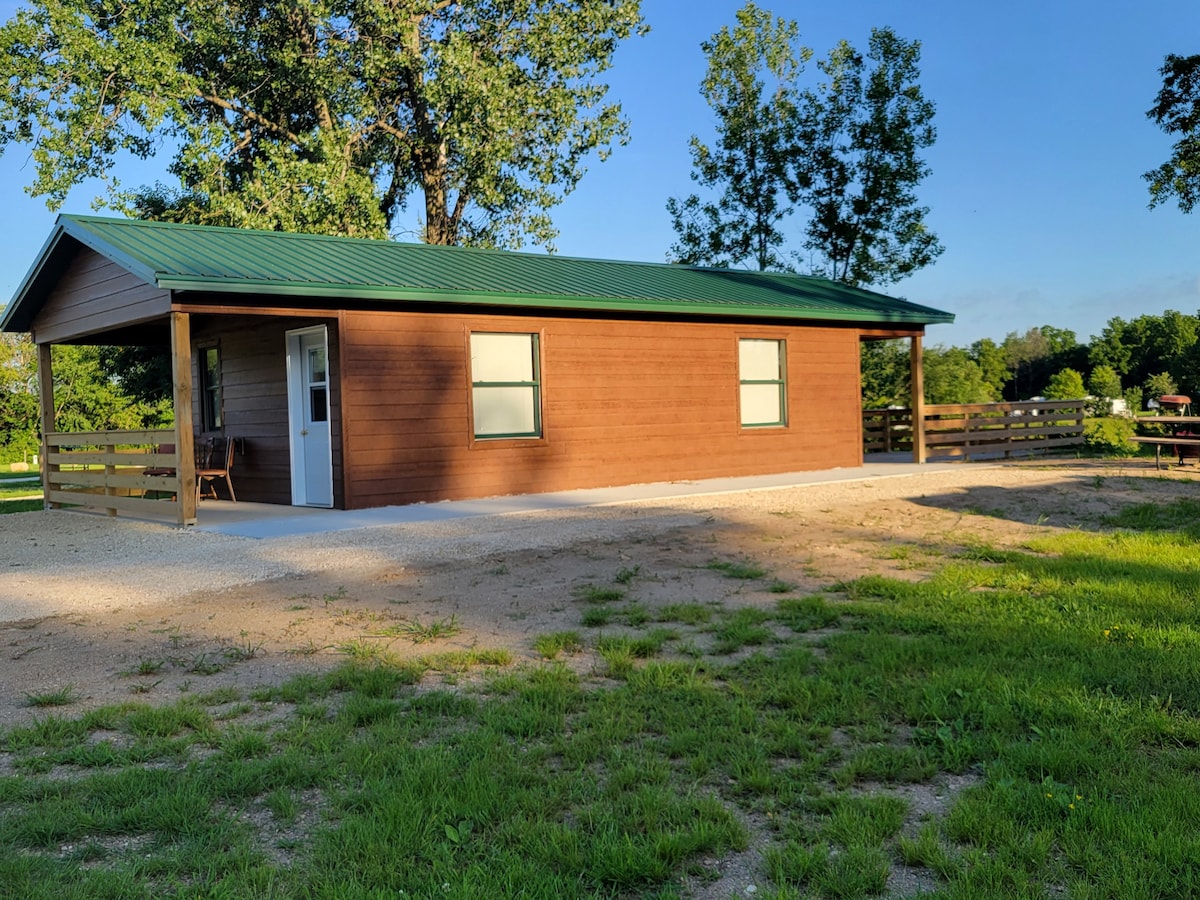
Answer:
[1045, 367, 1086, 400]
[1084, 417, 1136, 456]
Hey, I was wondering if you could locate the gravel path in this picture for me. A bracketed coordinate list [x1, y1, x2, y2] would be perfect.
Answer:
[0, 460, 1191, 624]
[0, 503, 709, 622]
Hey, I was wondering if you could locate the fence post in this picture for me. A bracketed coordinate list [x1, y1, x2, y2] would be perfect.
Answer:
[104, 439, 118, 517]
[910, 335, 926, 463]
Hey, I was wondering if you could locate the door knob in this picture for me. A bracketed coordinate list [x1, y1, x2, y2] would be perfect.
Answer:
[301, 429, 309, 436]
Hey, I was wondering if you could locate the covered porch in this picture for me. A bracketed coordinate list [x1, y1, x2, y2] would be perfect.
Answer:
[33, 307, 341, 527]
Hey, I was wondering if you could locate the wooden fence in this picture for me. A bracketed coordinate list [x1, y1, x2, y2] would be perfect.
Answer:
[44, 429, 186, 522]
[864, 400, 1087, 461]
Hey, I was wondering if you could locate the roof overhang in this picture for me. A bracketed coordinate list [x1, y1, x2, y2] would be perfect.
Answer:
[3, 214, 956, 334]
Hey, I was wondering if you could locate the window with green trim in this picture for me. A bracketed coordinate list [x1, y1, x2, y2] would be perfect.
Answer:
[470, 332, 542, 439]
[739, 339, 787, 427]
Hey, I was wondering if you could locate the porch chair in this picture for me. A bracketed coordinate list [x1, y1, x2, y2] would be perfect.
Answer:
[196, 436, 237, 502]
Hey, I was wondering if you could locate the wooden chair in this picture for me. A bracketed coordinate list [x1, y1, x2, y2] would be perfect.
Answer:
[143, 443, 176, 477]
[197, 436, 237, 502]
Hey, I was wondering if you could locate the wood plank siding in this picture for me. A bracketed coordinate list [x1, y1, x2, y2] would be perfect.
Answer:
[31, 248, 171, 344]
[339, 310, 863, 508]
[190, 315, 342, 506]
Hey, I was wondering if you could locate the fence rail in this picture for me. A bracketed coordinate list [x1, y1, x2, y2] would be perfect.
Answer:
[864, 400, 1087, 461]
[43, 429, 184, 520]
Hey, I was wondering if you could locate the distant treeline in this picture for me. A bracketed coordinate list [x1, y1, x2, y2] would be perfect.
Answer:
[864, 310, 1200, 411]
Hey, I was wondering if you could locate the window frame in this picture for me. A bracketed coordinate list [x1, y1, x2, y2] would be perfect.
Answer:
[738, 337, 788, 429]
[199, 344, 223, 432]
[469, 331, 543, 441]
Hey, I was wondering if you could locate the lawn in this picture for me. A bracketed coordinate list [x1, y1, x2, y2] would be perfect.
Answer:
[3, 495, 1200, 897]
[0, 468, 43, 515]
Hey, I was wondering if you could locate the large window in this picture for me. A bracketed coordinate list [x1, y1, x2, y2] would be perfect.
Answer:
[739, 338, 787, 427]
[200, 345, 223, 432]
[470, 332, 542, 439]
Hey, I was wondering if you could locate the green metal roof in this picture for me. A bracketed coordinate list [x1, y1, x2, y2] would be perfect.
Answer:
[2, 214, 954, 332]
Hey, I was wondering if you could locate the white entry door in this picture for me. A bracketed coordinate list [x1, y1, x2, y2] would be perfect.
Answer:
[286, 326, 333, 507]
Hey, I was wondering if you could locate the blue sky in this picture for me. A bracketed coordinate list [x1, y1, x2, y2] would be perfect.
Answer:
[1, 0, 1197, 348]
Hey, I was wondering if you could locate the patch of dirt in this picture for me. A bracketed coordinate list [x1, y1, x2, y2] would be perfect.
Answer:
[2, 458, 1199, 895]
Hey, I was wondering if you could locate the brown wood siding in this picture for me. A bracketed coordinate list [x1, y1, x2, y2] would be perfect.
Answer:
[340, 310, 863, 508]
[31, 248, 171, 344]
[190, 315, 342, 506]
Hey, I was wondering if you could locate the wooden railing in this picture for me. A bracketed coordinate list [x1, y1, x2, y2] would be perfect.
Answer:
[44, 429, 184, 520]
[862, 407, 914, 453]
[865, 400, 1087, 461]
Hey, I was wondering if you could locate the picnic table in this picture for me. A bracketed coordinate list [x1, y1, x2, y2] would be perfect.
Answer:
[1130, 415, 1200, 469]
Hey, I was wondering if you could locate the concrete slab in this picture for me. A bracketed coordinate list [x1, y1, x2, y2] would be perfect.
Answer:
[196, 460, 981, 539]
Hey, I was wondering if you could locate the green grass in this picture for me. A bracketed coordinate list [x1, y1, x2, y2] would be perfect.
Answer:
[0, 498, 43, 515]
[6, 511, 1200, 896]
[0, 469, 43, 515]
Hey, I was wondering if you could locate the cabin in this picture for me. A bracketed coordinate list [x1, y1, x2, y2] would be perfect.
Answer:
[1, 215, 953, 525]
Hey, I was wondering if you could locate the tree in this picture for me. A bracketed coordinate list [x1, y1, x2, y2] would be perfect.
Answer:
[96, 346, 173, 408]
[1145, 53, 1200, 213]
[51, 346, 172, 433]
[1087, 310, 1200, 396]
[1087, 364, 1123, 402]
[1002, 325, 1082, 399]
[793, 27, 943, 286]
[667, 3, 806, 270]
[1044, 368, 1086, 401]
[969, 337, 1011, 399]
[860, 339, 909, 407]
[1145, 371, 1179, 400]
[668, 8, 942, 286]
[0, 334, 39, 460]
[923, 346, 994, 404]
[0, 0, 645, 249]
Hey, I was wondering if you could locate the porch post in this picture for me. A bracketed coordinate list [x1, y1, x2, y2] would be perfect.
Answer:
[170, 312, 198, 526]
[910, 333, 926, 464]
[36, 342, 58, 509]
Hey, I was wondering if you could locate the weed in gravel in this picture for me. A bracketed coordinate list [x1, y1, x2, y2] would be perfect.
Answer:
[621, 602, 651, 627]
[286, 640, 326, 657]
[124, 658, 166, 677]
[613, 565, 641, 585]
[187, 653, 227, 676]
[581, 606, 614, 628]
[222, 641, 264, 662]
[706, 558, 768, 580]
[23, 685, 78, 708]
[576, 584, 625, 604]
[375, 615, 462, 644]
[533, 631, 584, 659]
[338, 639, 396, 664]
[656, 603, 715, 626]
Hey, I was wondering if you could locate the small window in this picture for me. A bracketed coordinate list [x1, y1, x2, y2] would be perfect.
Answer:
[200, 346, 223, 431]
[470, 332, 541, 439]
[739, 339, 786, 427]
